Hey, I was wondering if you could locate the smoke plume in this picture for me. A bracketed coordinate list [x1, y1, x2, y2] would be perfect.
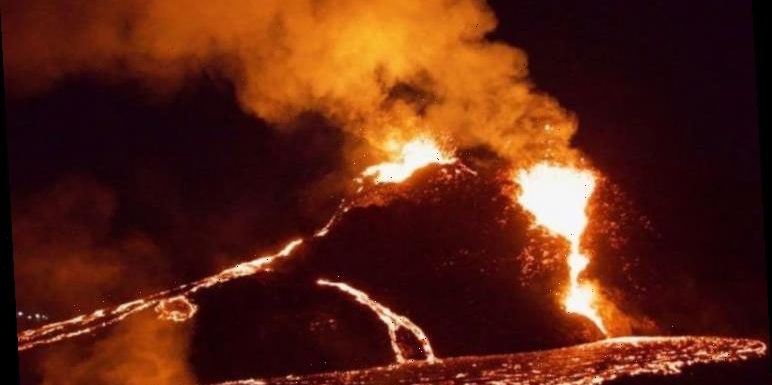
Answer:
[2, 0, 579, 166]
[39, 313, 195, 385]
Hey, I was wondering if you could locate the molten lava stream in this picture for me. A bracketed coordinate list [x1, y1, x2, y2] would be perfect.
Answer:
[516, 162, 609, 336]
[317, 278, 438, 364]
[16, 238, 304, 351]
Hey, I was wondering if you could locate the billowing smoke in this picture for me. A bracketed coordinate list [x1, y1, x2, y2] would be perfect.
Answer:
[2, 0, 579, 167]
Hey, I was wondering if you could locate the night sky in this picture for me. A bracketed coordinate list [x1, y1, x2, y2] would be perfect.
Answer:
[6, 1, 766, 384]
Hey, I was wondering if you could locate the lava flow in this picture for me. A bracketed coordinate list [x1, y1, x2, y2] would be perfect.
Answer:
[16, 237, 304, 351]
[17, 136, 458, 352]
[317, 278, 438, 364]
[516, 162, 608, 335]
[211, 336, 767, 385]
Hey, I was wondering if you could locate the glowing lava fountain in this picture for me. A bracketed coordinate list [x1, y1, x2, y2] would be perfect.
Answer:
[516, 162, 608, 335]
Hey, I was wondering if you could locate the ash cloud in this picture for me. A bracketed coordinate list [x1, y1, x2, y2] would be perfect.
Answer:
[2, 0, 580, 166]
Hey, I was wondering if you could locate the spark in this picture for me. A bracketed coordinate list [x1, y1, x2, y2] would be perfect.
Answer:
[515, 162, 608, 335]
[317, 278, 438, 364]
[16, 310, 49, 322]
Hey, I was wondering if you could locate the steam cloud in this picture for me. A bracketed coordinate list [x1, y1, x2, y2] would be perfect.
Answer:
[3, 0, 580, 166]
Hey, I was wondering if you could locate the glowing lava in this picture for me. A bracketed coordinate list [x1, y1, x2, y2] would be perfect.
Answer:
[515, 162, 608, 335]
[210, 336, 767, 385]
[17, 237, 304, 351]
[317, 279, 438, 364]
[154, 295, 198, 322]
[362, 137, 455, 184]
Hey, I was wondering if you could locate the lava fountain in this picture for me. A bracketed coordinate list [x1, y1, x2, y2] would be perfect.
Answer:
[515, 162, 608, 335]
[361, 136, 456, 184]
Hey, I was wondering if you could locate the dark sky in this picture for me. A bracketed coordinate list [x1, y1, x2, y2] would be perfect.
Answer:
[6, 1, 765, 384]
[488, 0, 765, 341]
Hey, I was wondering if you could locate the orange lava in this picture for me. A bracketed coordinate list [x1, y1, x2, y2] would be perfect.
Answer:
[17, 144, 460, 352]
[516, 162, 608, 335]
[361, 137, 455, 184]
[154, 295, 198, 322]
[17, 237, 304, 351]
[317, 278, 438, 364]
[210, 336, 767, 385]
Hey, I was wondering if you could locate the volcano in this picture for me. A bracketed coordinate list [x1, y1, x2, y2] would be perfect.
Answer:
[5, 2, 765, 384]
[13, 161, 769, 385]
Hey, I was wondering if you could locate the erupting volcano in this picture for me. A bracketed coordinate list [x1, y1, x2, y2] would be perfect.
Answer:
[5, 0, 766, 384]
[12, 138, 768, 384]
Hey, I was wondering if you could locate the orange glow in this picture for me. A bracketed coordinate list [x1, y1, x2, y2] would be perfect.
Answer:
[16, 238, 305, 351]
[516, 162, 607, 335]
[210, 336, 768, 385]
[362, 137, 455, 184]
